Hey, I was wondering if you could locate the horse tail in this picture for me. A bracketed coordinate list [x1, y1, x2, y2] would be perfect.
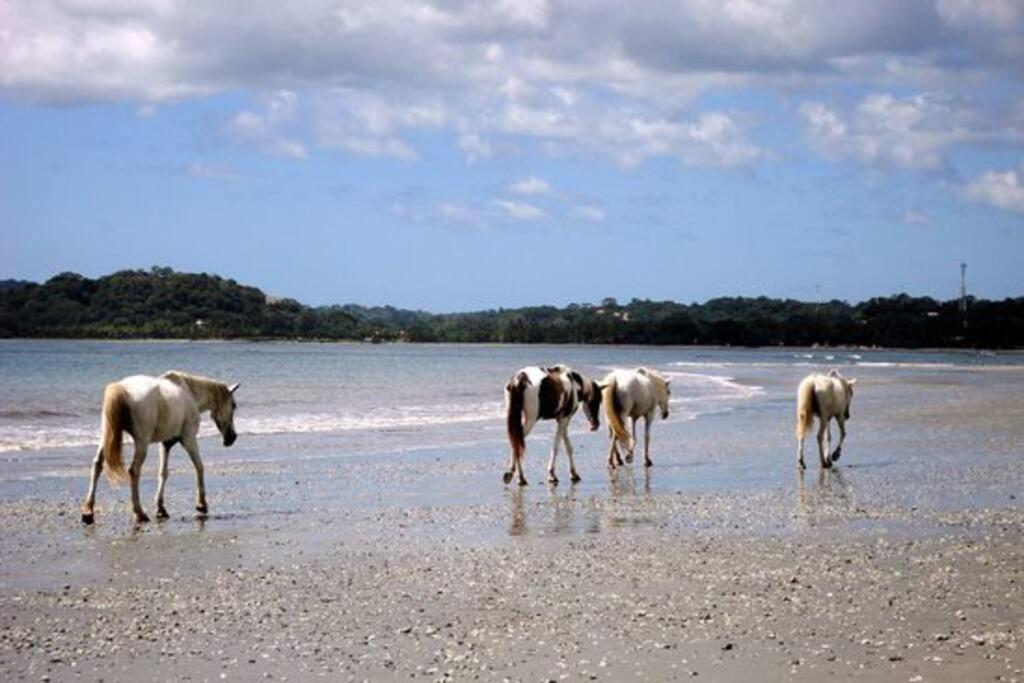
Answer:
[795, 376, 817, 439]
[101, 383, 132, 485]
[506, 372, 529, 462]
[603, 375, 631, 448]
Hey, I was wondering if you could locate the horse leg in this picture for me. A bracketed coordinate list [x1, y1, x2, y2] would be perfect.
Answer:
[643, 414, 653, 468]
[81, 445, 103, 524]
[625, 418, 636, 464]
[547, 420, 564, 484]
[817, 420, 831, 469]
[515, 448, 528, 486]
[129, 439, 150, 523]
[607, 427, 619, 469]
[832, 417, 846, 462]
[797, 430, 806, 470]
[154, 441, 172, 519]
[562, 426, 581, 483]
[503, 446, 517, 485]
[182, 436, 209, 514]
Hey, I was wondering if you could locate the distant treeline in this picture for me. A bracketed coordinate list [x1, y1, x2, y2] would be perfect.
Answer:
[1, 267, 1022, 348]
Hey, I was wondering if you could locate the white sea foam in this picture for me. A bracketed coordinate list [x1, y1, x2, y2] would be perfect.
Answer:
[0, 402, 507, 454]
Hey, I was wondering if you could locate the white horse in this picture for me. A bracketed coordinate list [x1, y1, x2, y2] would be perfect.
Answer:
[601, 367, 671, 468]
[81, 371, 239, 524]
[795, 369, 856, 470]
[504, 365, 604, 486]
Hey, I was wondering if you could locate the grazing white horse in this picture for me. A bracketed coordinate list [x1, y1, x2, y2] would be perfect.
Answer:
[504, 365, 604, 486]
[81, 371, 239, 524]
[795, 369, 856, 470]
[602, 367, 671, 468]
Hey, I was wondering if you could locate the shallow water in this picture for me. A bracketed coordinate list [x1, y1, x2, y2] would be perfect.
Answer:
[0, 341, 1022, 589]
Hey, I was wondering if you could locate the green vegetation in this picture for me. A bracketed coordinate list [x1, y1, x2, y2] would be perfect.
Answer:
[1, 267, 1022, 348]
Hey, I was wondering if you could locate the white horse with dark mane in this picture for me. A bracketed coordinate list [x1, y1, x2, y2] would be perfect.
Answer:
[601, 367, 671, 468]
[795, 369, 856, 470]
[504, 365, 604, 486]
[81, 371, 239, 524]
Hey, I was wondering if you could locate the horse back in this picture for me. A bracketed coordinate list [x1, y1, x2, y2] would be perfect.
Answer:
[614, 369, 656, 418]
[115, 375, 196, 443]
[811, 375, 845, 418]
[537, 368, 576, 420]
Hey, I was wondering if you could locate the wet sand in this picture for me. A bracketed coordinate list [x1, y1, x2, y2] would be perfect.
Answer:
[1, 362, 1022, 681]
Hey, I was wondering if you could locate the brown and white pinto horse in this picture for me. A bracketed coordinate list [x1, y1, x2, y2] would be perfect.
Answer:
[504, 364, 604, 486]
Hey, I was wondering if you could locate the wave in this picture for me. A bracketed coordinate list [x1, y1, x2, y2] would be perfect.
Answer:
[0, 369, 765, 453]
[0, 402, 507, 454]
[0, 409, 80, 420]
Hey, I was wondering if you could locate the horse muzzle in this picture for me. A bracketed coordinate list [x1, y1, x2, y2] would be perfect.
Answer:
[662, 411, 670, 420]
[589, 421, 600, 432]
[223, 431, 237, 447]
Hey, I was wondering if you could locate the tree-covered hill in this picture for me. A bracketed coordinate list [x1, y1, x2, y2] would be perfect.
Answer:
[1, 267, 1022, 348]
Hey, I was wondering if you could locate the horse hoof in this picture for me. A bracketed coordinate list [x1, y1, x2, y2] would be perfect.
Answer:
[156, 508, 169, 520]
[570, 474, 581, 483]
[625, 454, 634, 464]
[502, 472, 513, 485]
[831, 449, 842, 462]
[518, 479, 528, 487]
[81, 513, 95, 525]
[548, 476, 559, 485]
[135, 513, 150, 524]
[195, 505, 208, 516]
[644, 461, 653, 468]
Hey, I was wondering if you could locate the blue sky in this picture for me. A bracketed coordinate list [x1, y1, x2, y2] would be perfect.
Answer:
[1, 1, 1023, 311]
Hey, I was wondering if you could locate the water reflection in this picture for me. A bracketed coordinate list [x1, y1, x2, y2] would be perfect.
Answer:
[508, 485, 526, 536]
[794, 467, 853, 528]
[504, 466, 663, 538]
[506, 481, 586, 537]
[608, 466, 652, 499]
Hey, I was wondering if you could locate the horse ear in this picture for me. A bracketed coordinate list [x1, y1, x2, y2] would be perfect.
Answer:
[228, 382, 240, 394]
[847, 378, 857, 387]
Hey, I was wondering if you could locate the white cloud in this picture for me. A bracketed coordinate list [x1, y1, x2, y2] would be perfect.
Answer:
[936, 0, 1023, 28]
[900, 210, 930, 225]
[571, 205, 606, 222]
[508, 177, 551, 195]
[187, 162, 238, 181]
[494, 199, 546, 220]
[964, 166, 1024, 214]
[225, 91, 308, 160]
[457, 131, 492, 163]
[437, 200, 487, 228]
[2, 1, 1022, 171]
[311, 89, 445, 161]
[798, 93, 1013, 170]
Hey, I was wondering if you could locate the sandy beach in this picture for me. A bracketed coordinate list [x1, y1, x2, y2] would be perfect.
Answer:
[1, 345, 1022, 681]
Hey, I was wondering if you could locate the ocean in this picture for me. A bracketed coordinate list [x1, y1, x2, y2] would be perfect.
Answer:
[2, 340, 1018, 458]
[1, 339, 1022, 534]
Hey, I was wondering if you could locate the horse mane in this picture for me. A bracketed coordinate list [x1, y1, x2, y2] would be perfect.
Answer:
[161, 371, 230, 406]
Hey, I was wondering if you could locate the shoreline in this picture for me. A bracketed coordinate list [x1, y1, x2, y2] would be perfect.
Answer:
[1, 481, 1021, 681]
[1, 337, 1022, 354]
[1, 344, 1022, 680]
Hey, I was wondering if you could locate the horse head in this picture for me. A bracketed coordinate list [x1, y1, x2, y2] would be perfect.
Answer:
[648, 368, 671, 420]
[212, 382, 240, 446]
[843, 377, 856, 420]
[569, 370, 602, 431]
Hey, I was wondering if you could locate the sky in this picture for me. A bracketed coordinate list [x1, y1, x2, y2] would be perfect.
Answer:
[1, 0, 1023, 311]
